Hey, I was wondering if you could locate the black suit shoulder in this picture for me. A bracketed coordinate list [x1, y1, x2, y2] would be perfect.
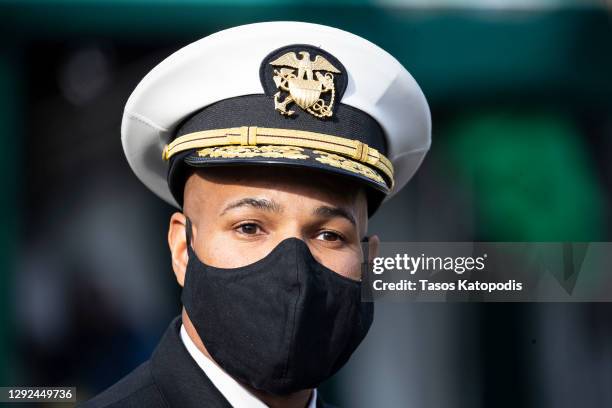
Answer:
[78, 361, 166, 408]
[79, 317, 337, 408]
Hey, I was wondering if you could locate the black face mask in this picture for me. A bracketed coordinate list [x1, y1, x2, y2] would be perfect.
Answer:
[181, 218, 373, 395]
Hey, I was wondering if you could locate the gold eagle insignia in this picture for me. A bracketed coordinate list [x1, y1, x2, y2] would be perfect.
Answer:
[269, 51, 340, 118]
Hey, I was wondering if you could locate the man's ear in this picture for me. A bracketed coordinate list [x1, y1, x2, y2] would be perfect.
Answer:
[168, 212, 188, 287]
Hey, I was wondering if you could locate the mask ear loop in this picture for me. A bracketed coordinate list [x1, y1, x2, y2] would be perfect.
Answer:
[361, 236, 370, 260]
[359, 236, 370, 283]
[185, 216, 194, 249]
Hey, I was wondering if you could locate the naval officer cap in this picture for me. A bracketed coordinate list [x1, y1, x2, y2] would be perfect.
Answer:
[122, 21, 431, 215]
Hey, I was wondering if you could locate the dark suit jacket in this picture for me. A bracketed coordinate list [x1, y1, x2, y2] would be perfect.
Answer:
[80, 316, 335, 408]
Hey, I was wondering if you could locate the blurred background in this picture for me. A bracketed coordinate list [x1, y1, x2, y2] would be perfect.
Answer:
[1, 0, 611, 407]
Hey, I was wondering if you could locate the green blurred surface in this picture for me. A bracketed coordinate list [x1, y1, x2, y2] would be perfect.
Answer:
[1, 4, 611, 107]
[442, 113, 605, 241]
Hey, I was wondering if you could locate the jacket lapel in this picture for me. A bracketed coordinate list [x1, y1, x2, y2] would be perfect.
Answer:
[151, 316, 334, 408]
[150, 316, 233, 408]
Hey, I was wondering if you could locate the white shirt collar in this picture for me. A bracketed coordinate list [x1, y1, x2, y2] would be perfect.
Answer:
[180, 324, 317, 408]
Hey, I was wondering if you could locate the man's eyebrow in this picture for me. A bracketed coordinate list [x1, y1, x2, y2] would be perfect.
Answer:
[220, 198, 283, 215]
[313, 205, 356, 226]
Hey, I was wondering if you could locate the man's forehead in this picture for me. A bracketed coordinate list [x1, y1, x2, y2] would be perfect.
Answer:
[185, 166, 365, 208]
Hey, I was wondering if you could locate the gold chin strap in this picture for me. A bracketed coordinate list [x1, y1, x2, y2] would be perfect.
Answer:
[162, 126, 394, 183]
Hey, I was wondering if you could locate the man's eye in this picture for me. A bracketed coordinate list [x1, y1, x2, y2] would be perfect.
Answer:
[236, 223, 261, 235]
[316, 231, 343, 242]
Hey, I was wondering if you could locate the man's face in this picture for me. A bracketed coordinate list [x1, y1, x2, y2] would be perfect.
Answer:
[170, 166, 370, 281]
